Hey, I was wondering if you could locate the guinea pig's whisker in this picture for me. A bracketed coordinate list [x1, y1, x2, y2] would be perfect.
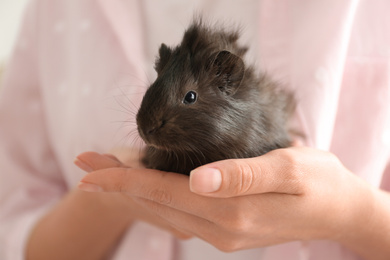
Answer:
[115, 89, 140, 114]
[188, 143, 205, 166]
[114, 71, 152, 87]
[174, 150, 180, 172]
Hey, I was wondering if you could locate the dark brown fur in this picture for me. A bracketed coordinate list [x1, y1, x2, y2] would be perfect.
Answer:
[136, 20, 295, 175]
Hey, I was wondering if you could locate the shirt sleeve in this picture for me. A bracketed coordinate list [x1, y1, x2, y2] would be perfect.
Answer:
[0, 1, 67, 259]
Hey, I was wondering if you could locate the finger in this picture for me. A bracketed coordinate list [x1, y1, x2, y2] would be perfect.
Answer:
[75, 155, 194, 241]
[132, 197, 284, 252]
[78, 168, 224, 221]
[133, 199, 193, 240]
[132, 197, 219, 243]
[189, 148, 305, 198]
[145, 214, 193, 240]
[74, 152, 122, 172]
[108, 147, 145, 168]
[291, 139, 304, 147]
[131, 197, 275, 252]
[102, 153, 122, 163]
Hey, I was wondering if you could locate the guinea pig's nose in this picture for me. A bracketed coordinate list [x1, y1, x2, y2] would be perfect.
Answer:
[147, 120, 166, 134]
[147, 126, 158, 135]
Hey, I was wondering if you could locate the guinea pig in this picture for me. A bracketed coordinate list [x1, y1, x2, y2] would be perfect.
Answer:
[136, 20, 295, 175]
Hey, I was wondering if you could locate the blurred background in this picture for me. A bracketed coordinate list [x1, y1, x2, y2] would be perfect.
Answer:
[0, 0, 29, 87]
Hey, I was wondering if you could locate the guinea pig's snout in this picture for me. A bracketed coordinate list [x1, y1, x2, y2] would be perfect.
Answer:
[146, 125, 158, 135]
[147, 120, 166, 134]
[137, 119, 168, 148]
[138, 119, 166, 142]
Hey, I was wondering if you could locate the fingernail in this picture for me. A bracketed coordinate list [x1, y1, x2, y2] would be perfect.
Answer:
[74, 158, 93, 172]
[190, 168, 222, 193]
[78, 182, 103, 192]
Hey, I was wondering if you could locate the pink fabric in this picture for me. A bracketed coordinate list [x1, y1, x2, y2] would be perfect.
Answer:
[0, 0, 389, 259]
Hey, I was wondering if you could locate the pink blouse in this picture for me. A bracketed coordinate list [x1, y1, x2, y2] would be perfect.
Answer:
[0, 0, 389, 259]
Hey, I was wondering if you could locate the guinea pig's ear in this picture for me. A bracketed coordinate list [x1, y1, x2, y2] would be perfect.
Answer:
[210, 50, 245, 96]
[154, 43, 172, 74]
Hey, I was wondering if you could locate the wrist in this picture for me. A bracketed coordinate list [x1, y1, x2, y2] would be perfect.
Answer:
[93, 190, 136, 225]
[334, 180, 390, 260]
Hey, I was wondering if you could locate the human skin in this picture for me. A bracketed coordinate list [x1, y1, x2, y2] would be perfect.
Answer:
[26, 152, 190, 260]
[78, 147, 390, 260]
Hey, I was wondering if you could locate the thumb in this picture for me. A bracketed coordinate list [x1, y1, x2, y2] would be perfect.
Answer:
[189, 150, 303, 198]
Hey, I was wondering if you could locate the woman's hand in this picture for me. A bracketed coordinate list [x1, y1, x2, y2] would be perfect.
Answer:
[78, 147, 390, 259]
[75, 151, 192, 240]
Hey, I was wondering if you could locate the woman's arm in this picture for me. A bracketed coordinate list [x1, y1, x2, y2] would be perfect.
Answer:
[26, 190, 133, 260]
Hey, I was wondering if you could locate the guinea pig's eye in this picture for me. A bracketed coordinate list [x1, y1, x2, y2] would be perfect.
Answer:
[183, 91, 197, 104]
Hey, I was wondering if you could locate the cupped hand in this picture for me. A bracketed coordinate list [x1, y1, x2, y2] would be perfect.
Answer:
[77, 147, 374, 252]
[75, 151, 192, 240]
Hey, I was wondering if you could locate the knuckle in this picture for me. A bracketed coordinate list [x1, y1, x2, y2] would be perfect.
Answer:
[112, 181, 126, 193]
[110, 170, 132, 192]
[218, 202, 251, 234]
[278, 149, 303, 178]
[237, 162, 256, 194]
[225, 160, 257, 195]
[229, 212, 251, 234]
[148, 189, 172, 206]
[232, 217, 251, 234]
[325, 151, 341, 164]
[276, 148, 313, 194]
[279, 148, 301, 165]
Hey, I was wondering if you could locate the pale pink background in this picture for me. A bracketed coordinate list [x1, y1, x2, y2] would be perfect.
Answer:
[0, 0, 389, 259]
